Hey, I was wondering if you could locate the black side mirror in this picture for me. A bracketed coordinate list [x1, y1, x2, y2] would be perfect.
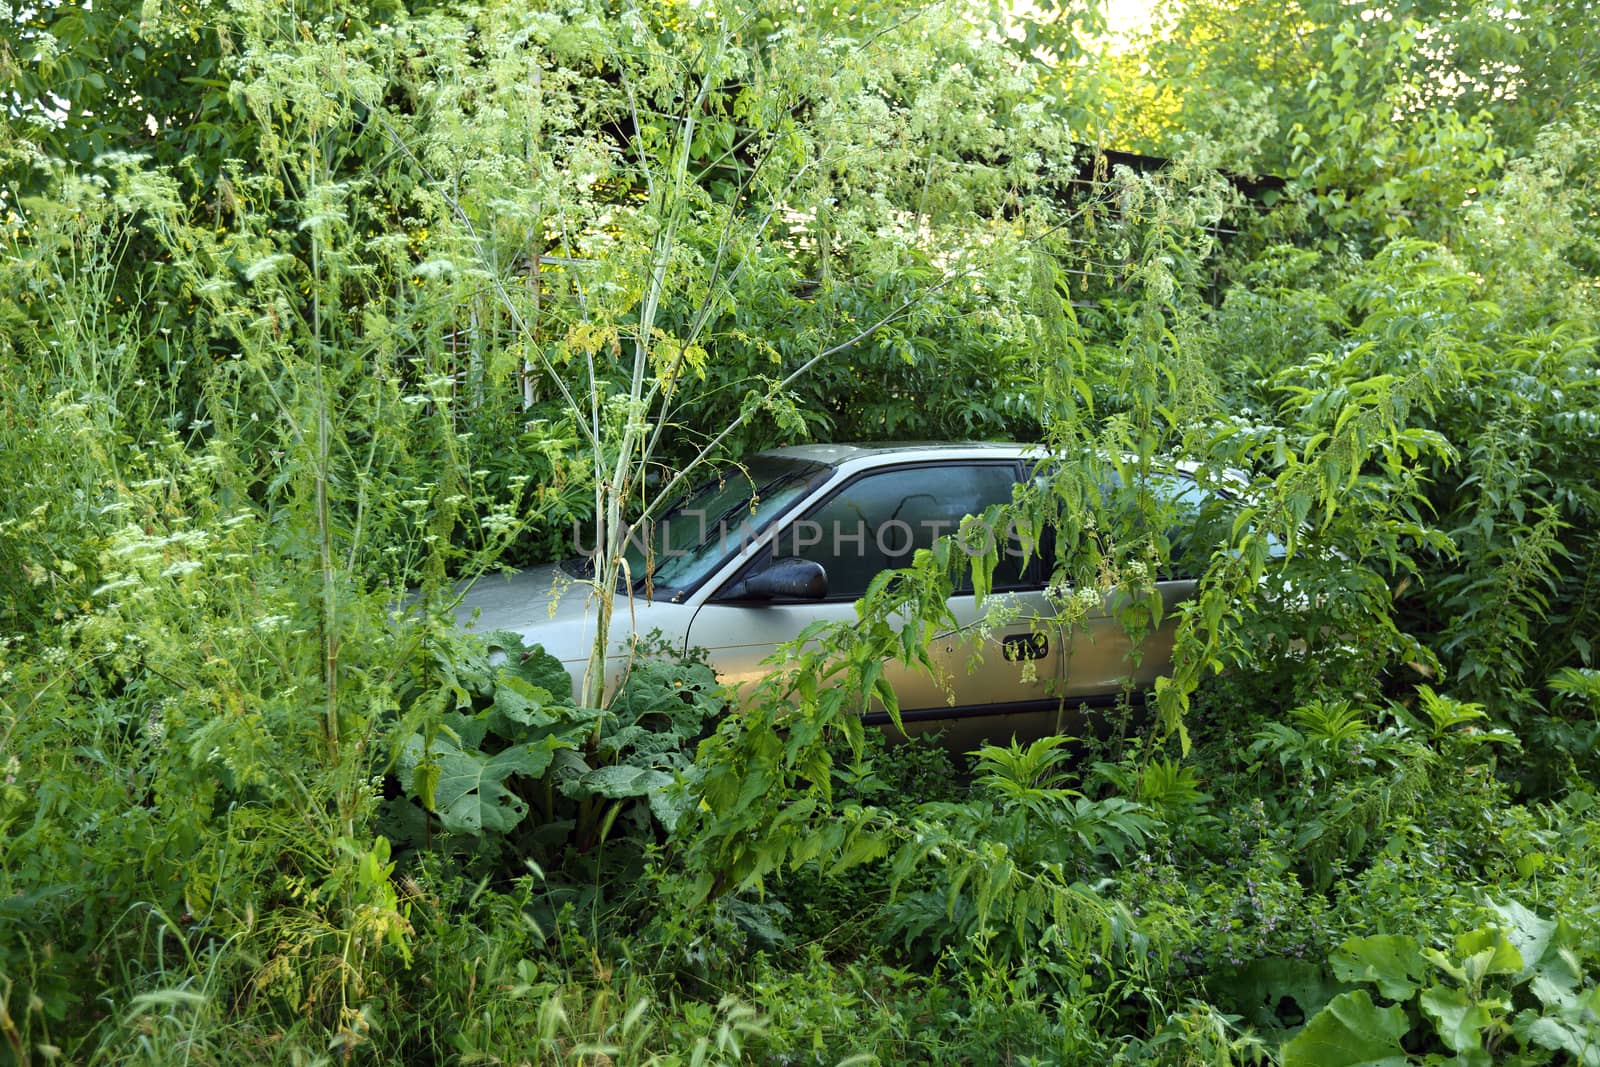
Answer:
[725, 557, 828, 601]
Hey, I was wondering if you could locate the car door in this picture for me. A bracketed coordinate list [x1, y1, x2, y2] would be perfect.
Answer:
[685, 460, 1061, 722]
[1059, 470, 1212, 696]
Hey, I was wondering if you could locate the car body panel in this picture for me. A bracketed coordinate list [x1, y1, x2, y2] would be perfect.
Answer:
[458, 563, 701, 695]
[1062, 580, 1196, 697]
[685, 589, 1063, 713]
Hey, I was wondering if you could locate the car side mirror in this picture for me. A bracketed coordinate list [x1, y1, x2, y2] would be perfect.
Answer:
[725, 557, 828, 601]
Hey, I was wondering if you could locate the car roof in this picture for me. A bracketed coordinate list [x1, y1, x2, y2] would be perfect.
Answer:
[755, 441, 1213, 485]
[758, 441, 1036, 472]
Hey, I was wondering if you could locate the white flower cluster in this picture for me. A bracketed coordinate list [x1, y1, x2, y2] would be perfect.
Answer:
[1044, 583, 1104, 616]
[145, 702, 170, 748]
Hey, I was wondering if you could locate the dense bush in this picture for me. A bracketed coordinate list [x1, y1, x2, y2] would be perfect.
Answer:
[4, 0, 1599, 1062]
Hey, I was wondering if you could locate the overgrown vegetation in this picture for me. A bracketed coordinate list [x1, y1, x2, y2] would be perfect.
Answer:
[3, 0, 1598, 1062]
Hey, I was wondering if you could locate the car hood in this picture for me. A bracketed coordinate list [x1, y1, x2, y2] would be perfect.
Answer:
[453, 562, 698, 674]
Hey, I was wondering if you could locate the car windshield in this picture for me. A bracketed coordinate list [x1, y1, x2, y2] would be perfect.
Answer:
[619, 456, 829, 593]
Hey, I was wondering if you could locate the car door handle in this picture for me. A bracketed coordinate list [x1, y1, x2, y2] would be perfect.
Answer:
[1001, 633, 1048, 662]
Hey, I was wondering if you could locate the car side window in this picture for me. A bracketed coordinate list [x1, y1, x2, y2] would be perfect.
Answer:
[1029, 463, 1220, 583]
[1116, 473, 1214, 581]
[765, 463, 1028, 601]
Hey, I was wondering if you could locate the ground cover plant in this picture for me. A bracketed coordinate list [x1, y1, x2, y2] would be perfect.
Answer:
[3, 0, 1598, 1062]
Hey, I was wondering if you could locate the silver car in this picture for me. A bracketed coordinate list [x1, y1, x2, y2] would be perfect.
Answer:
[457, 443, 1213, 746]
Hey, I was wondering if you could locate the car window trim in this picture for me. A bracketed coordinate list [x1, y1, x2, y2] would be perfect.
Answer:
[708, 458, 1036, 605]
[641, 459, 835, 603]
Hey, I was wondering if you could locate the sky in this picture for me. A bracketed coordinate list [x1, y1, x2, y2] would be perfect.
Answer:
[1102, 0, 1162, 38]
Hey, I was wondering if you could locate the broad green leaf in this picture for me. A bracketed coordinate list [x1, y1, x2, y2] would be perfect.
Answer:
[647, 777, 695, 834]
[1213, 958, 1349, 1030]
[491, 672, 560, 727]
[445, 711, 490, 751]
[568, 764, 673, 801]
[486, 633, 574, 701]
[1419, 984, 1491, 1054]
[408, 735, 564, 836]
[1424, 947, 1468, 984]
[1331, 934, 1428, 1000]
[1490, 900, 1571, 984]
[1282, 991, 1410, 1067]
[1455, 928, 1523, 982]
[1514, 1008, 1600, 1066]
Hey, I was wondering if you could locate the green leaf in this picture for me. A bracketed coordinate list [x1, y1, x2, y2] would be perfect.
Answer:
[1219, 958, 1350, 1030]
[830, 826, 889, 874]
[411, 760, 440, 812]
[405, 734, 563, 836]
[1455, 927, 1524, 982]
[1331, 934, 1428, 1001]
[1419, 984, 1491, 1054]
[491, 672, 559, 728]
[647, 777, 695, 834]
[487, 632, 574, 700]
[1490, 900, 1570, 984]
[1282, 991, 1410, 1067]
[569, 763, 673, 801]
[1514, 1006, 1600, 1065]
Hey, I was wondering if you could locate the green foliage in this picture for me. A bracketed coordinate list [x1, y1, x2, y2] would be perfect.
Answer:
[1281, 989, 1410, 1067]
[1292, 903, 1600, 1066]
[1131, 0, 1600, 184]
[5, 0, 1600, 1059]
[0, 428, 436, 1056]
[389, 630, 724, 871]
